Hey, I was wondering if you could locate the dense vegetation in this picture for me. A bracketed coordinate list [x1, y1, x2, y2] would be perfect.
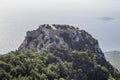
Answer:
[0, 47, 120, 80]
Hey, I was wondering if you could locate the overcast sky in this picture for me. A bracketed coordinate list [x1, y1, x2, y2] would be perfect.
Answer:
[0, 0, 120, 54]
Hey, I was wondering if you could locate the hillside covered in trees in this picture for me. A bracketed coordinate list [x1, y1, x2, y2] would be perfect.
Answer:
[0, 49, 120, 80]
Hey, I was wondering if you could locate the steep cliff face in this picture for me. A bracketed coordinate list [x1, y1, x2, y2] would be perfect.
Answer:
[18, 24, 103, 57]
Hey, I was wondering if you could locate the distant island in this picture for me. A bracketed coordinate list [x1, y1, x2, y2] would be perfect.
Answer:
[105, 51, 120, 71]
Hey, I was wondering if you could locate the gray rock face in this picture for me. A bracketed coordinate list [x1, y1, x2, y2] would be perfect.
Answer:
[18, 24, 103, 56]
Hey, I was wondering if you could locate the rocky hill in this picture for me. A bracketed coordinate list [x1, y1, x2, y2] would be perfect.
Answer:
[0, 24, 120, 80]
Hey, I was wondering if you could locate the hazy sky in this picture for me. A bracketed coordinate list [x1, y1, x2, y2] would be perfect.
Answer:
[0, 0, 120, 54]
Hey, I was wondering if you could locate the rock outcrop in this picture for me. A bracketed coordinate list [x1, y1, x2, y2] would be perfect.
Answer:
[18, 24, 103, 56]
